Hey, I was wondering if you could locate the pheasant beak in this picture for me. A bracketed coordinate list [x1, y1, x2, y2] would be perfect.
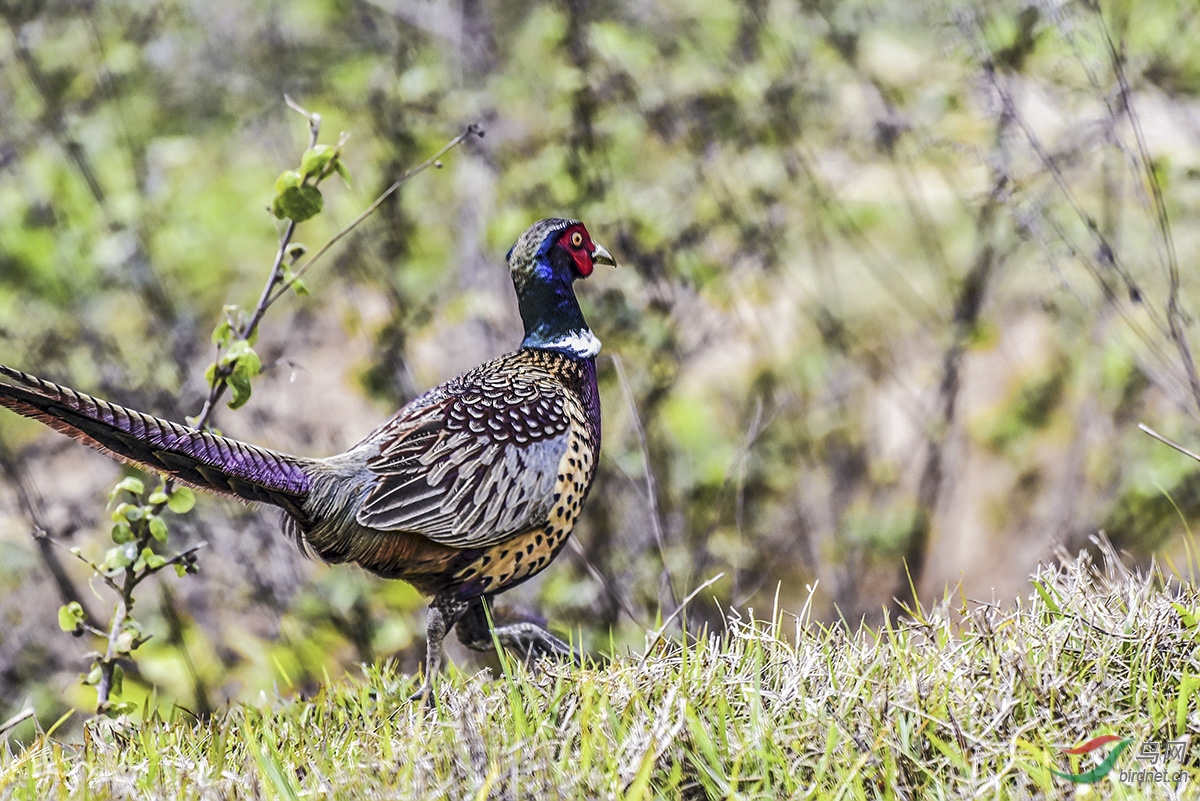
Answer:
[591, 242, 616, 269]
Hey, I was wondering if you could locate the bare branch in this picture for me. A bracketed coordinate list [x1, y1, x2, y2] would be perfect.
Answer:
[1138, 423, 1200, 464]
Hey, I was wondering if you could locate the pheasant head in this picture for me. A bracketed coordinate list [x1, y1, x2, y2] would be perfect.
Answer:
[507, 218, 615, 358]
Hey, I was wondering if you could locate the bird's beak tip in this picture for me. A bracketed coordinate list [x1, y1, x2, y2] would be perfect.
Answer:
[592, 242, 617, 268]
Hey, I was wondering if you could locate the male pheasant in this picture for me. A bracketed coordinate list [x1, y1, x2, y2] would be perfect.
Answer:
[0, 217, 614, 699]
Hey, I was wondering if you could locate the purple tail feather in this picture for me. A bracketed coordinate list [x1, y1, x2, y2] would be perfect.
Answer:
[0, 365, 311, 512]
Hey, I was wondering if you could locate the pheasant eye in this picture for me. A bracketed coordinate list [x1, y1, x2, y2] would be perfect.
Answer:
[570, 231, 583, 247]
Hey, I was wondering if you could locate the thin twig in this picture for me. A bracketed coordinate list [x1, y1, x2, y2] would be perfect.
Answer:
[267, 122, 484, 304]
[1138, 423, 1200, 464]
[131, 542, 207, 589]
[0, 440, 98, 622]
[567, 538, 648, 628]
[638, 572, 725, 668]
[611, 353, 680, 615]
[240, 95, 322, 339]
[51, 537, 122, 596]
[1090, 8, 1199, 414]
[0, 708, 34, 738]
[965, 9, 1194, 409]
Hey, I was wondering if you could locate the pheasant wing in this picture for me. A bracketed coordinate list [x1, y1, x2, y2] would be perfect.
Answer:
[356, 379, 571, 549]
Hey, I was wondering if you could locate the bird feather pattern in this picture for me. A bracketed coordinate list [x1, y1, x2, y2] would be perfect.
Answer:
[355, 354, 573, 549]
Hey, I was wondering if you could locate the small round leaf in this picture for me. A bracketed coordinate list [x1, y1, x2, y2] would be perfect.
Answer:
[272, 184, 324, 222]
[58, 602, 84, 632]
[111, 477, 145, 499]
[273, 170, 302, 194]
[148, 516, 169, 543]
[167, 487, 196, 514]
[111, 521, 134, 544]
[299, 145, 333, 178]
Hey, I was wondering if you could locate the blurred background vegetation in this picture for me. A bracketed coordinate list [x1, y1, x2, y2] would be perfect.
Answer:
[1, 0, 1199, 736]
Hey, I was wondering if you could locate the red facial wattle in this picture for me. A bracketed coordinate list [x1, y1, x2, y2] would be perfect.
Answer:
[558, 225, 595, 278]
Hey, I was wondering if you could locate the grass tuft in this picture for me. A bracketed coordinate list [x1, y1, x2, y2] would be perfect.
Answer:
[3, 542, 1198, 798]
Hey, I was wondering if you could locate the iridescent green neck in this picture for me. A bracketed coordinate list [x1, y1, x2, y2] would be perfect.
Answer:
[517, 264, 599, 358]
[512, 226, 599, 359]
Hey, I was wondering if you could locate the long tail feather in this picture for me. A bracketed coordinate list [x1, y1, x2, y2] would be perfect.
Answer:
[0, 365, 311, 511]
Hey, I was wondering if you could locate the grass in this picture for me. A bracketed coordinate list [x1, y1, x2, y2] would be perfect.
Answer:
[2, 541, 1198, 799]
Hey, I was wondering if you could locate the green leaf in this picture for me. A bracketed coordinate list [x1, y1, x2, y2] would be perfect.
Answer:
[101, 543, 137, 573]
[223, 344, 262, 411]
[120, 504, 144, 523]
[110, 477, 145, 499]
[148, 516, 169, 543]
[58, 602, 84, 632]
[105, 700, 137, 717]
[112, 664, 124, 696]
[111, 521, 134, 544]
[167, 487, 196, 514]
[232, 345, 262, 378]
[148, 489, 169, 505]
[272, 184, 323, 222]
[175, 563, 188, 577]
[299, 145, 333, 179]
[85, 665, 102, 686]
[222, 342, 262, 394]
[334, 160, 352, 186]
[624, 733, 658, 801]
[280, 264, 309, 296]
[133, 547, 166, 572]
[222, 337, 251, 364]
[228, 370, 253, 409]
[273, 170, 302, 194]
[211, 320, 234, 348]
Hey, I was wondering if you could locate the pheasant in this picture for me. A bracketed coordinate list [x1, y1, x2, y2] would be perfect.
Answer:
[0, 217, 614, 700]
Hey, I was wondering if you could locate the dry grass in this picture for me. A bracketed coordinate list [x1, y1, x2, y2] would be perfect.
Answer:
[2, 540, 1198, 799]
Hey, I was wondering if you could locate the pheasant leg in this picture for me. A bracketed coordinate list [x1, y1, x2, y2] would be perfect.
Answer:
[456, 596, 580, 666]
[408, 593, 469, 704]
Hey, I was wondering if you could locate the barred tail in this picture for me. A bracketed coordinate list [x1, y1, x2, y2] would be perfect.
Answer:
[0, 365, 312, 511]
